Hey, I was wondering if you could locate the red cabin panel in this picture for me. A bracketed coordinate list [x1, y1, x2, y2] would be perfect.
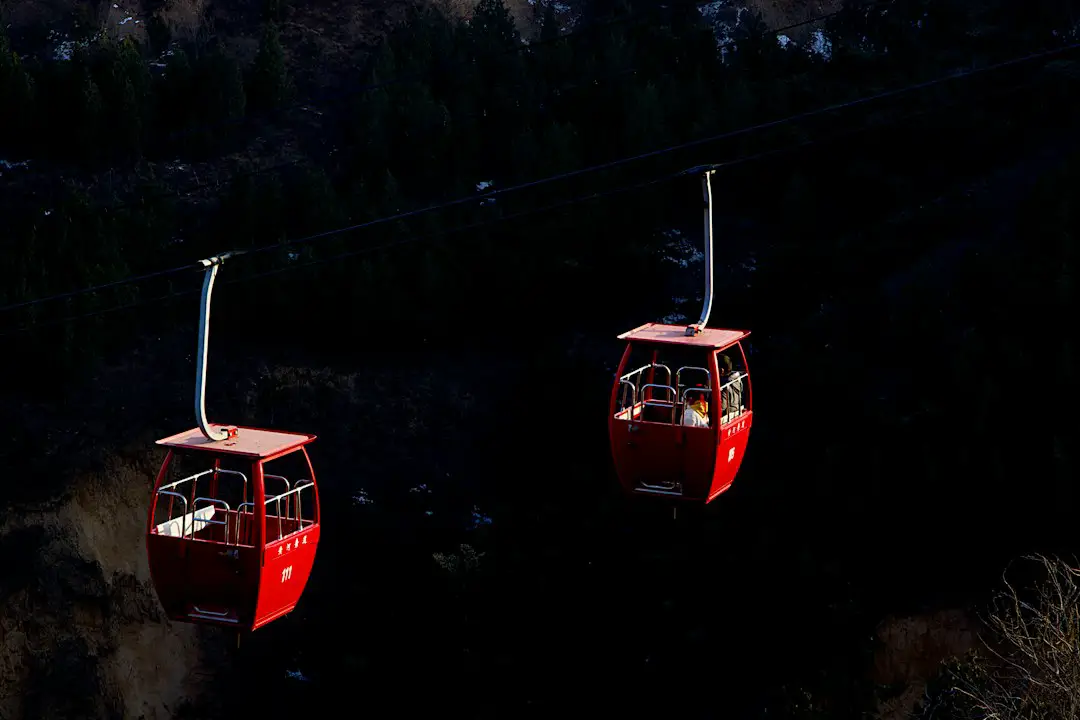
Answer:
[608, 323, 753, 504]
[145, 425, 321, 632]
[256, 525, 321, 629]
[711, 411, 753, 500]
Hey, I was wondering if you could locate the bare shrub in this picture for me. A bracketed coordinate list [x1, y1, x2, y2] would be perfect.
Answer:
[944, 554, 1080, 720]
[872, 610, 981, 720]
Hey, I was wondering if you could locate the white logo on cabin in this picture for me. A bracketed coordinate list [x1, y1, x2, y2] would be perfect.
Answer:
[727, 447, 735, 463]
[281, 565, 293, 583]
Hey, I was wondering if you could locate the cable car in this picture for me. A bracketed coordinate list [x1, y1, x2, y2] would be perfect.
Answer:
[608, 169, 753, 503]
[145, 253, 321, 631]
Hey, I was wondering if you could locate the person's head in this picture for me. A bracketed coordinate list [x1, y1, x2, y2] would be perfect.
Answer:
[718, 353, 733, 375]
[687, 388, 707, 406]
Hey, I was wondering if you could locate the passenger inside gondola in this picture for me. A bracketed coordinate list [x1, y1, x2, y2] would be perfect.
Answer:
[682, 388, 710, 428]
[717, 352, 746, 423]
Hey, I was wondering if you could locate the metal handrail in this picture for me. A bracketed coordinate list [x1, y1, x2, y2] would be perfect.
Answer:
[223, 481, 317, 545]
[266, 480, 315, 541]
[617, 379, 637, 412]
[155, 491, 189, 537]
[640, 383, 676, 405]
[236, 502, 256, 545]
[264, 473, 291, 518]
[718, 372, 746, 421]
[193, 497, 232, 544]
[676, 365, 710, 391]
[681, 387, 713, 428]
[639, 477, 680, 492]
[191, 606, 232, 618]
[681, 387, 712, 404]
[640, 383, 677, 424]
[159, 468, 248, 500]
[620, 362, 671, 386]
[619, 363, 651, 381]
[160, 468, 214, 492]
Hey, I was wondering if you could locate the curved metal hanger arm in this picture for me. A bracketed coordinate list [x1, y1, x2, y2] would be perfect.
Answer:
[686, 169, 716, 337]
[195, 252, 243, 441]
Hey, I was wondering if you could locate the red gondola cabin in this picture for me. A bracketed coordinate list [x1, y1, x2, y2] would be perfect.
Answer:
[609, 322, 753, 503]
[146, 424, 321, 630]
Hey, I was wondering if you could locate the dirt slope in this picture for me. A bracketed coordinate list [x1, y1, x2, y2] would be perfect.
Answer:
[0, 452, 220, 719]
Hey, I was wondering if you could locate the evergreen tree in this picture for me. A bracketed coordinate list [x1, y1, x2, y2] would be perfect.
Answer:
[467, 0, 526, 177]
[469, 0, 520, 52]
[264, 0, 286, 23]
[729, 10, 782, 78]
[379, 169, 402, 214]
[90, 37, 151, 161]
[153, 45, 194, 154]
[537, 0, 561, 42]
[216, 173, 261, 251]
[393, 82, 452, 195]
[510, 125, 541, 181]
[0, 28, 35, 156]
[118, 37, 152, 102]
[248, 22, 291, 114]
[186, 45, 246, 156]
[282, 165, 345, 241]
[146, 13, 172, 55]
[207, 47, 247, 123]
[72, 62, 105, 165]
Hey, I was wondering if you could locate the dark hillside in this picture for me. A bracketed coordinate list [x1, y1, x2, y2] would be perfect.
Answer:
[2, 0, 1078, 717]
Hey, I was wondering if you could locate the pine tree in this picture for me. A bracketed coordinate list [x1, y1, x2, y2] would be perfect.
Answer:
[541, 121, 579, 175]
[91, 37, 151, 161]
[187, 46, 246, 155]
[467, 0, 525, 176]
[154, 46, 193, 154]
[380, 169, 402, 215]
[729, 10, 780, 77]
[469, 0, 520, 55]
[394, 82, 451, 193]
[510, 125, 541, 180]
[211, 48, 247, 123]
[146, 13, 172, 54]
[118, 37, 151, 102]
[73, 63, 105, 165]
[263, 0, 286, 23]
[115, 77, 143, 160]
[248, 22, 291, 113]
[538, 0, 561, 42]
[283, 165, 345, 241]
[0, 28, 35, 156]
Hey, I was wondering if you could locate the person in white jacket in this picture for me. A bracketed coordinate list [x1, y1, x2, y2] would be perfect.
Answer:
[682, 388, 710, 428]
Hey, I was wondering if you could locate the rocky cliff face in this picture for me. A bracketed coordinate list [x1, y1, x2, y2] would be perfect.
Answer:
[0, 333, 231, 719]
[0, 452, 219, 719]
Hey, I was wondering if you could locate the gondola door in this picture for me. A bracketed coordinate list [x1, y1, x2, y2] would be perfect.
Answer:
[710, 341, 753, 500]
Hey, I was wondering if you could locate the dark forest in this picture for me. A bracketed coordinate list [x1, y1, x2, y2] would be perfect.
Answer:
[1, 0, 1078, 717]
